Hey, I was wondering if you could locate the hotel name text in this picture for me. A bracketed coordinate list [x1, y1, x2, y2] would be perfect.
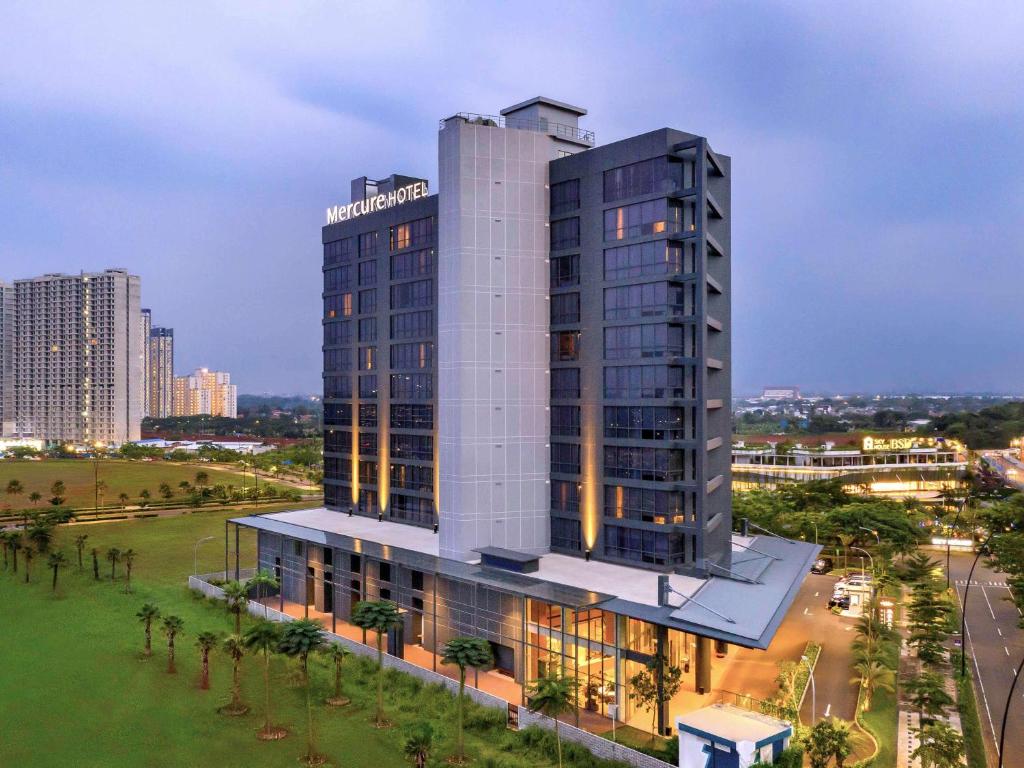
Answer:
[326, 181, 429, 225]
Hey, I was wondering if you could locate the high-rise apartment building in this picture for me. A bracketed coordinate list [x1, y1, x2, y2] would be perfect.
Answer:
[141, 308, 152, 416]
[0, 282, 13, 437]
[173, 367, 237, 418]
[12, 269, 143, 444]
[148, 327, 174, 418]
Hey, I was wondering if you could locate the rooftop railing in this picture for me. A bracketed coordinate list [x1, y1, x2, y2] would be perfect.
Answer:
[440, 112, 595, 144]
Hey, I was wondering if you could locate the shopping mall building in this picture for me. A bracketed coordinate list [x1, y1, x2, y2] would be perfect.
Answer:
[224, 97, 818, 736]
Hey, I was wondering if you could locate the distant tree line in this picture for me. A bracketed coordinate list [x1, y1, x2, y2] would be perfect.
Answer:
[920, 401, 1024, 449]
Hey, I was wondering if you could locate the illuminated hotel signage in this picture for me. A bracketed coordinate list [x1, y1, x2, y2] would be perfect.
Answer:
[326, 181, 428, 225]
[862, 436, 937, 452]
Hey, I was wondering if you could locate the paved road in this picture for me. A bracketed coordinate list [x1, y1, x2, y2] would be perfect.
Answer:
[980, 450, 1024, 492]
[949, 551, 1024, 766]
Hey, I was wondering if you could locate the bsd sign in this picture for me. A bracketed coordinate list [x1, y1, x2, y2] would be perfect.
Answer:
[326, 181, 428, 225]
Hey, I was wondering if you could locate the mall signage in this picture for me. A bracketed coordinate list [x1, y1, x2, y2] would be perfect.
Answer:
[862, 436, 937, 451]
[326, 181, 429, 225]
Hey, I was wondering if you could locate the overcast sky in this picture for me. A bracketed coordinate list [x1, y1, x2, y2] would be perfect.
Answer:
[2, 2, 1023, 396]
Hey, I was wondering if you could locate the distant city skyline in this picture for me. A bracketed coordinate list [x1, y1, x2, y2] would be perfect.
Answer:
[3, 3, 1023, 394]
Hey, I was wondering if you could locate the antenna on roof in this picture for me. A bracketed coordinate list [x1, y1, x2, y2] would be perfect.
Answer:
[707, 561, 762, 585]
[661, 579, 736, 624]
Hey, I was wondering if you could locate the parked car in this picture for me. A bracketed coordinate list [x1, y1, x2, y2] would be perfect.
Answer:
[811, 557, 834, 574]
[845, 574, 874, 587]
[828, 594, 851, 610]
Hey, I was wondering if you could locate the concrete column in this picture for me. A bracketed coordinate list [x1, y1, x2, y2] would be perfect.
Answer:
[656, 625, 669, 736]
[695, 636, 713, 695]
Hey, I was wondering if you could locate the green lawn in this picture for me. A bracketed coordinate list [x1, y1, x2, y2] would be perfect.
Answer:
[958, 663, 988, 768]
[860, 687, 898, 768]
[0, 459, 253, 511]
[0, 511, 617, 768]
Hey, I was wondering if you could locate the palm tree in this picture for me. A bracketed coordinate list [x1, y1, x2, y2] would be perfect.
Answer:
[195, 471, 209, 489]
[9, 533, 22, 574]
[837, 532, 855, 572]
[26, 521, 53, 553]
[851, 660, 895, 712]
[122, 549, 136, 593]
[526, 671, 578, 768]
[22, 545, 33, 583]
[351, 600, 403, 727]
[106, 547, 122, 581]
[0, 531, 12, 570]
[138, 488, 151, 507]
[913, 722, 965, 768]
[6, 479, 24, 508]
[220, 634, 249, 714]
[28, 491, 41, 509]
[243, 620, 286, 739]
[91, 547, 100, 580]
[320, 642, 351, 706]
[50, 480, 66, 507]
[137, 603, 161, 657]
[195, 631, 220, 690]
[441, 637, 493, 763]
[117, 492, 129, 510]
[47, 551, 67, 593]
[158, 482, 173, 501]
[73, 534, 88, 570]
[245, 569, 279, 617]
[403, 721, 437, 768]
[278, 619, 326, 764]
[95, 479, 108, 509]
[222, 580, 249, 634]
[161, 615, 184, 673]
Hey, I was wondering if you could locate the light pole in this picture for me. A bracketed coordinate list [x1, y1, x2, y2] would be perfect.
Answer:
[998, 652, 1024, 768]
[851, 545, 874, 576]
[946, 495, 969, 591]
[193, 535, 217, 576]
[858, 526, 880, 546]
[801, 653, 817, 725]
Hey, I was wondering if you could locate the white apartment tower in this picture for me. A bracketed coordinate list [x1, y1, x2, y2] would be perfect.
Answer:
[12, 269, 143, 444]
[0, 282, 13, 436]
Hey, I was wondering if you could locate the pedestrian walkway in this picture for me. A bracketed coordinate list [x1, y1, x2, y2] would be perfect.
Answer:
[954, 579, 1008, 588]
[897, 710, 921, 768]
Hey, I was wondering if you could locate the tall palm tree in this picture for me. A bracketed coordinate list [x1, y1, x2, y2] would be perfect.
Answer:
[222, 580, 249, 634]
[161, 615, 184, 673]
[122, 549, 136, 593]
[26, 521, 53, 553]
[9, 533, 22, 574]
[73, 534, 88, 570]
[320, 642, 351, 706]
[6, 479, 24, 508]
[837, 532, 855, 572]
[28, 491, 41, 509]
[351, 600, 403, 727]
[95, 479, 108, 509]
[221, 635, 249, 714]
[47, 551, 68, 593]
[91, 548, 100, 580]
[278, 619, 326, 764]
[195, 631, 220, 690]
[0, 531, 11, 570]
[850, 660, 895, 712]
[106, 547, 121, 581]
[403, 721, 437, 768]
[441, 637, 493, 763]
[245, 569, 279, 617]
[243, 620, 286, 739]
[117, 492, 129, 510]
[527, 671, 578, 768]
[22, 545, 33, 583]
[137, 603, 161, 657]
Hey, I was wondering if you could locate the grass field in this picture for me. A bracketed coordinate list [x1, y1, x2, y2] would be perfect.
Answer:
[0, 459, 254, 510]
[0, 511, 606, 768]
[860, 687, 897, 768]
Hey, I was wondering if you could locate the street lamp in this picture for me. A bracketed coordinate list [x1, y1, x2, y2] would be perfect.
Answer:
[93, 441, 105, 513]
[193, 535, 217, 576]
[998, 653, 1024, 768]
[801, 653, 817, 725]
[946, 494, 970, 591]
[858, 526, 880, 546]
[850, 545, 874, 576]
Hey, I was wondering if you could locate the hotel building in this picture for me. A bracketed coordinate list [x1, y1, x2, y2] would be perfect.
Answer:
[0, 282, 13, 436]
[10, 269, 143, 445]
[173, 367, 237, 418]
[148, 327, 175, 418]
[225, 98, 816, 736]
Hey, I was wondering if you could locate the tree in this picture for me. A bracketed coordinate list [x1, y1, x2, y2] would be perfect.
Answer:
[22, 545, 33, 583]
[91, 547, 100, 580]
[243, 620, 286, 739]
[278, 619, 326, 764]
[106, 547, 121, 581]
[351, 600, 404, 727]
[837, 532, 855, 572]
[905, 672, 954, 718]
[807, 718, 853, 768]
[73, 534, 88, 570]
[195, 471, 209, 489]
[9, 533, 22, 574]
[320, 642, 352, 707]
[851, 660, 895, 712]
[222, 580, 249, 635]
[196, 631, 220, 690]
[122, 548, 136, 593]
[527, 671, 578, 768]
[403, 721, 437, 768]
[0, 531, 10, 571]
[245, 569, 278, 617]
[95, 479, 108, 509]
[441, 637, 493, 763]
[628, 654, 683, 743]
[773, 660, 801, 718]
[914, 722, 965, 768]
[28, 491, 41, 508]
[6, 479, 24, 507]
[158, 482, 173, 501]
[138, 488, 151, 506]
[49, 480, 66, 507]
[830, 718, 853, 768]
[26, 521, 53, 553]
[161, 615, 184, 673]
[221, 634, 249, 715]
[117, 492, 129, 509]
[137, 603, 161, 657]
[47, 550, 67, 593]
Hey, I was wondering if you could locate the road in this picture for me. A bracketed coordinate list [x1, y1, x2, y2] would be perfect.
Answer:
[949, 551, 1024, 766]
[981, 450, 1024, 492]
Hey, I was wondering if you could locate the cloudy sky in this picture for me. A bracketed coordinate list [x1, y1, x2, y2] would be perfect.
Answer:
[2, 1, 1023, 395]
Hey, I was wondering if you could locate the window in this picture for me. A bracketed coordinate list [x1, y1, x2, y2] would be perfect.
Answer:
[359, 431, 378, 455]
[604, 447, 683, 482]
[390, 373, 433, 400]
[603, 199, 693, 241]
[550, 217, 580, 250]
[391, 279, 433, 310]
[359, 404, 377, 428]
[324, 403, 352, 427]
[358, 231, 378, 257]
[325, 320, 353, 345]
[550, 254, 579, 288]
[551, 331, 580, 361]
[604, 525, 685, 566]
[551, 406, 581, 437]
[324, 348, 352, 372]
[391, 404, 433, 430]
[603, 365, 693, 399]
[293, 541, 304, 556]
[324, 429, 352, 454]
[390, 217, 434, 251]
[350, 554, 361, 573]
[411, 570, 424, 591]
[324, 237, 354, 265]
[390, 463, 433, 492]
[391, 433, 432, 461]
[604, 158, 672, 202]
[551, 368, 580, 399]
[358, 318, 377, 343]
[325, 264, 354, 291]
[391, 310, 432, 340]
[324, 293, 352, 318]
[550, 179, 580, 215]
[358, 346, 376, 371]
[391, 342, 433, 370]
[550, 293, 580, 325]
[358, 260, 377, 286]
[358, 289, 377, 314]
[604, 406, 688, 441]
[359, 375, 378, 399]
[604, 282, 693, 320]
[551, 517, 582, 551]
[551, 480, 580, 514]
[391, 248, 434, 280]
[604, 242, 694, 280]
[359, 460, 377, 484]
[324, 456, 351, 481]
[390, 493, 434, 526]
[379, 562, 392, 583]
[324, 375, 352, 398]
[604, 324, 686, 360]
[551, 442, 581, 475]
[604, 485, 685, 524]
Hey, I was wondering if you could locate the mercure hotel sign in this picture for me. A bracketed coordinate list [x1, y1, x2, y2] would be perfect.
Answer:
[326, 181, 429, 225]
